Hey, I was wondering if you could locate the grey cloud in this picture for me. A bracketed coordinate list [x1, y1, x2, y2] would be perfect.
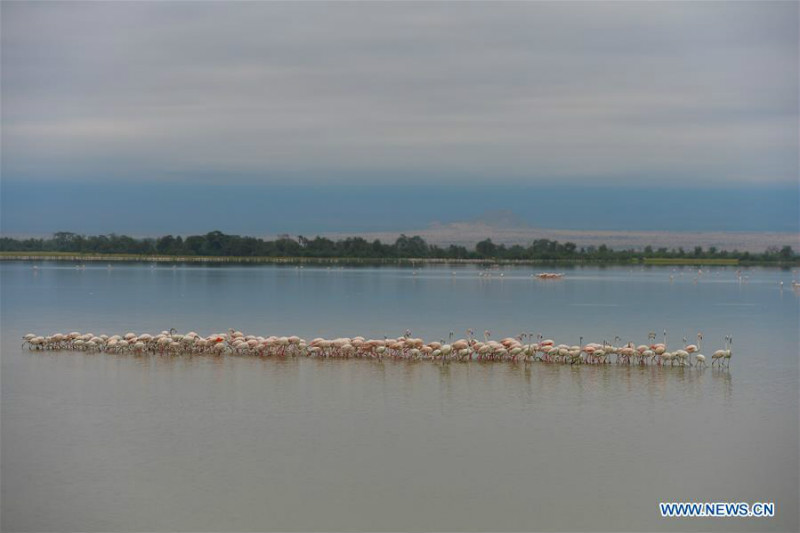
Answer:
[2, 1, 797, 184]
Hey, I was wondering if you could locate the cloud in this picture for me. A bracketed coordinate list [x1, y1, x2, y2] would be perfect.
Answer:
[2, 1, 797, 185]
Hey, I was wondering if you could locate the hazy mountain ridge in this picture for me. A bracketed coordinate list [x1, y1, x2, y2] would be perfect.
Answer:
[3, 211, 797, 254]
[322, 211, 798, 253]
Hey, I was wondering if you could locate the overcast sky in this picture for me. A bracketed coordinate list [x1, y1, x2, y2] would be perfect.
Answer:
[1, 1, 798, 234]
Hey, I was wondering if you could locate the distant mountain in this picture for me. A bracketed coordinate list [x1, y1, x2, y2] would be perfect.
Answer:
[471, 209, 531, 229]
[429, 210, 531, 231]
[321, 211, 799, 253]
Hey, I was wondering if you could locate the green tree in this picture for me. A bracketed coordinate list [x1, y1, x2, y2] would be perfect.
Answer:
[476, 239, 497, 258]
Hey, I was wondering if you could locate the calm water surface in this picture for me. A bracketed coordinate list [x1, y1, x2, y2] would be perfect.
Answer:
[1, 262, 798, 532]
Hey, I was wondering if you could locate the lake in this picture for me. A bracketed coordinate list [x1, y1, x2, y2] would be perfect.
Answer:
[1, 261, 798, 532]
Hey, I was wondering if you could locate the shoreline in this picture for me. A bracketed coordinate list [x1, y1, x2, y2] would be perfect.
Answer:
[2, 251, 796, 266]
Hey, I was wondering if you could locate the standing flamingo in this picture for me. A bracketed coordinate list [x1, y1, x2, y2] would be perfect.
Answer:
[693, 333, 707, 367]
[712, 336, 729, 366]
[723, 336, 733, 366]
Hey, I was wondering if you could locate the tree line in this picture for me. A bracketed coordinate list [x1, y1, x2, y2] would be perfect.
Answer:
[0, 231, 796, 262]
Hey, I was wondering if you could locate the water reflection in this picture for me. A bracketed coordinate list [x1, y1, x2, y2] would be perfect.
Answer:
[42, 351, 740, 405]
[712, 366, 734, 402]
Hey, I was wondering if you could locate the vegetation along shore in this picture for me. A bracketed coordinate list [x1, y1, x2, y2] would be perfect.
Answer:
[1, 231, 796, 265]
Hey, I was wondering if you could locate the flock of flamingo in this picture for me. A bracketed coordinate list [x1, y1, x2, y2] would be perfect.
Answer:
[22, 329, 733, 367]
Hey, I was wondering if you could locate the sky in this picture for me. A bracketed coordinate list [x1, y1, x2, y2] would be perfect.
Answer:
[1, 1, 798, 236]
